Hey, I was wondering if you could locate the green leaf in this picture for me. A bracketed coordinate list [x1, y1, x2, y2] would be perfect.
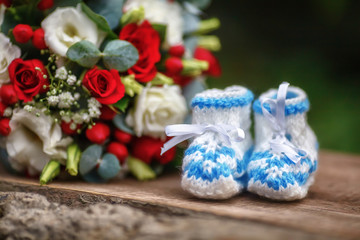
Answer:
[66, 40, 102, 68]
[113, 114, 135, 134]
[79, 144, 103, 175]
[80, 2, 118, 39]
[151, 23, 167, 43]
[103, 40, 139, 72]
[86, 0, 124, 30]
[183, 0, 211, 9]
[113, 97, 130, 112]
[50, 0, 81, 9]
[127, 156, 156, 181]
[97, 153, 121, 180]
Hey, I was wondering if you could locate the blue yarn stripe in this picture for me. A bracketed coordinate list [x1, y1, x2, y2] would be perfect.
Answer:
[252, 98, 310, 116]
[184, 160, 232, 182]
[191, 90, 254, 109]
[248, 150, 318, 190]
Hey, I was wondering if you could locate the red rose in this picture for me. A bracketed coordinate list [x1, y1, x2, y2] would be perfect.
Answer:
[0, 118, 11, 136]
[107, 142, 128, 164]
[8, 58, 48, 102]
[0, 102, 7, 117]
[131, 136, 176, 165]
[194, 47, 222, 77]
[85, 122, 110, 145]
[0, 84, 18, 105]
[119, 20, 161, 83]
[32, 28, 47, 50]
[13, 24, 33, 44]
[83, 67, 125, 105]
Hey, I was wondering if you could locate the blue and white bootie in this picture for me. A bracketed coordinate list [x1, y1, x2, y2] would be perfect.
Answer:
[247, 82, 318, 201]
[180, 86, 254, 199]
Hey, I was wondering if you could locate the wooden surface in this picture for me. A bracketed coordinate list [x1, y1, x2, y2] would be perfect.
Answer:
[1, 150, 360, 239]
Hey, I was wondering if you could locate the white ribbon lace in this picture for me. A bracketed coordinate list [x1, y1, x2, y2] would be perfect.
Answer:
[261, 82, 307, 164]
[160, 124, 245, 155]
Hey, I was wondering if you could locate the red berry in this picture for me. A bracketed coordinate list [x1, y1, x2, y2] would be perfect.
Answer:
[85, 122, 110, 145]
[0, 84, 18, 105]
[154, 145, 176, 165]
[114, 129, 132, 144]
[0, 0, 11, 7]
[194, 47, 222, 77]
[32, 28, 47, 50]
[165, 57, 183, 75]
[169, 45, 185, 57]
[100, 105, 117, 121]
[13, 24, 33, 44]
[0, 118, 11, 136]
[61, 121, 81, 136]
[37, 0, 54, 10]
[107, 142, 128, 164]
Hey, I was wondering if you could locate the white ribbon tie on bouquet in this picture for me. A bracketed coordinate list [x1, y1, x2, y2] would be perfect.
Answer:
[160, 124, 245, 155]
[261, 82, 307, 164]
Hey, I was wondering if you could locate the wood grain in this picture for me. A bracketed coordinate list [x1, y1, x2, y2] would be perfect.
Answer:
[0, 150, 359, 239]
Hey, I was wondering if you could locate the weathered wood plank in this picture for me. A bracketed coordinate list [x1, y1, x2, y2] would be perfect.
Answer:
[0, 150, 359, 239]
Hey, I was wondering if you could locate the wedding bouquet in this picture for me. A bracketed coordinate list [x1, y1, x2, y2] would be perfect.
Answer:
[0, 0, 221, 184]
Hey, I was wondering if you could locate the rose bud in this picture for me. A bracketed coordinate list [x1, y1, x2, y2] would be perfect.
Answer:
[85, 122, 110, 145]
[61, 121, 81, 136]
[32, 28, 47, 50]
[114, 129, 132, 144]
[13, 24, 33, 43]
[0, 0, 11, 7]
[131, 136, 162, 164]
[107, 142, 128, 164]
[100, 105, 117, 121]
[0, 118, 11, 136]
[165, 57, 183, 75]
[37, 0, 54, 10]
[154, 145, 176, 165]
[0, 84, 18, 105]
[169, 44, 185, 57]
[194, 47, 222, 77]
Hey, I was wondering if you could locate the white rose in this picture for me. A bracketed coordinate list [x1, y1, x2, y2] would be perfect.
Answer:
[6, 109, 73, 175]
[0, 33, 21, 87]
[41, 5, 106, 57]
[126, 85, 187, 139]
[124, 0, 184, 47]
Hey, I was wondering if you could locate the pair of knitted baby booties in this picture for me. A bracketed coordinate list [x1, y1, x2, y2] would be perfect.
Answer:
[163, 82, 318, 201]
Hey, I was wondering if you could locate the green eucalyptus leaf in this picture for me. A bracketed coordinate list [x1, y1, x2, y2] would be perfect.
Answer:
[86, 0, 124, 30]
[79, 144, 103, 175]
[103, 40, 139, 72]
[66, 40, 102, 68]
[50, 0, 81, 10]
[113, 114, 135, 134]
[127, 156, 156, 181]
[82, 168, 107, 183]
[80, 2, 118, 39]
[97, 153, 121, 180]
[113, 97, 130, 112]
[151, 23, 167, 43]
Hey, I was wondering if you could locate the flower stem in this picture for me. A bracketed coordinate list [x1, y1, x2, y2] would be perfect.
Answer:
[196, 18, 221, 35]
[39, 160, 61, 185]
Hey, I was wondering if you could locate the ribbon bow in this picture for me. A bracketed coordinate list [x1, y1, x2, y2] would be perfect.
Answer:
[161, 124, 245, 155]
[261, 82, 307, 164]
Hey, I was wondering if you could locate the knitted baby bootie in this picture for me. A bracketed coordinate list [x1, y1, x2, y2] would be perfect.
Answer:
[181, 86, 254, 199]
[247, 82, 318, 201]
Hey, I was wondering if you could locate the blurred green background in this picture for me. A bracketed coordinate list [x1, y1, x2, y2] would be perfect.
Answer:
[205, 0, 360, 154]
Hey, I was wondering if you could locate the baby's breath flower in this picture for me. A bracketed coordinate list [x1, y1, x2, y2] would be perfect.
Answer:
[67, 74, 77, 85]
[3, 107, 12, 117]
[58, 92, 75, 109]
[55, 66, 67, 80]
[82, 113, 90, 123]
[47, 95, 59, 106]
[72, 113, 84, 124]
[88, 98, 101, 108]
[61, 115, 71, 123]
[89, 107, 101, 118]
[24, 105, 33, 112]
[74, 93, 80, 100]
